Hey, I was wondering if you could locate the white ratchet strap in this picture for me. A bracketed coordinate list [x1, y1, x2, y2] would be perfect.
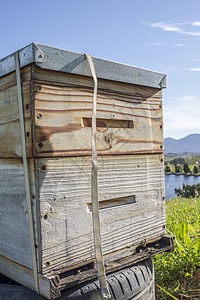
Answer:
[15, 51, 39, 293]
[86, 54, 110, 298]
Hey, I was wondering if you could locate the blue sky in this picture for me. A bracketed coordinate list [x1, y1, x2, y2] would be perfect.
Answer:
[1, 0, 200, 139]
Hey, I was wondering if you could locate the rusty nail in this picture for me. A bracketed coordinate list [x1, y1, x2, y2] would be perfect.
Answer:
[38, 142, 43, 148]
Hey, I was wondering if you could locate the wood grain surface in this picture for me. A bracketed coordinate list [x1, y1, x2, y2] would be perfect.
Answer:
[0, 158, 35, 269]
[37, 154, 165, 274]
[33, 67, 163, 157]
[0, 66, 32, 158]
[0, 65, 163, 158]
[0, 64, 165, 298]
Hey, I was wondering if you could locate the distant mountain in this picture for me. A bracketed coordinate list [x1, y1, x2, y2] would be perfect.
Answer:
[164, 134, 200, 154]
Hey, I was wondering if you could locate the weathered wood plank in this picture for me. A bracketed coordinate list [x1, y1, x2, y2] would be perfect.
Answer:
[0, 159, 37, 269]
[0, 66, 32, 158]
[0, 65, 163, 158]
[36, 154, 165, 274]
[33, 66, 163, 97]
[32, 74, 163, 156]
[0, 255, 52, 299]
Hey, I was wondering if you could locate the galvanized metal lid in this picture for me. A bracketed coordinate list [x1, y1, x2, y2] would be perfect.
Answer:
[0, 43, 166, 89]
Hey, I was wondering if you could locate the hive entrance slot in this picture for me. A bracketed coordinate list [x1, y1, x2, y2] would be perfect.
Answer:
[82, 118, 134, 128]
[87, 195, 136, 211]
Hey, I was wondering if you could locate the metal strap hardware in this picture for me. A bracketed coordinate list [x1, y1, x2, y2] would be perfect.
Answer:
[15, 51, 39, 293]
[86, 54, 110, 298]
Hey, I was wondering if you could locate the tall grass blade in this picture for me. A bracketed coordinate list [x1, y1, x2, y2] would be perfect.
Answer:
[156, 284, 179, 300]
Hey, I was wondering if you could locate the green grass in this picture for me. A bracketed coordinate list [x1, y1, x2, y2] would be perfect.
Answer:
[154, 198, 200, 299]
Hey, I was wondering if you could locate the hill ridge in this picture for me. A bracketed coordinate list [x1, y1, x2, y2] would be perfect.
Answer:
[164, 133, 200, 154]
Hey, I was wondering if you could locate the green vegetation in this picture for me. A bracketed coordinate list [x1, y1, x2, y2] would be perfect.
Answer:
[194, 166, 199, 174]
[183, 163, 190, 174]
[154, 198, 200, 299]
[165, 154, 200, 165]
[164, 155, 200, 176]
[175, 165, 182, 173]
[175, 183, 200, 198]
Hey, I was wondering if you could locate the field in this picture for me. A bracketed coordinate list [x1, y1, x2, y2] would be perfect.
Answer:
[154, 198, 200, 299]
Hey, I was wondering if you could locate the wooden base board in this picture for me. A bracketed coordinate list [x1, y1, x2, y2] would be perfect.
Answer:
[0, 255, 58, 299]
[0, 234, 173, 299]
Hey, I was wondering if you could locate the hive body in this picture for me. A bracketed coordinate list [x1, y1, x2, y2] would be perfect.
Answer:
[0, 44, 166, 299]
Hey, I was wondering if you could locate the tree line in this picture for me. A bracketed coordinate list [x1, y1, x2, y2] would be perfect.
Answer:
[175, 183, 200, 198]
[165, 162, 199, 175]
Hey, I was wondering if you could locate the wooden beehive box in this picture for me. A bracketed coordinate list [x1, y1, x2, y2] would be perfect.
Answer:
[0, 43, 169, 299]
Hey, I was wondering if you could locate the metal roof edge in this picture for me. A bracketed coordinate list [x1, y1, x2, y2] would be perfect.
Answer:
[0, 43, 34, 78]
[0, 43, 167, 89]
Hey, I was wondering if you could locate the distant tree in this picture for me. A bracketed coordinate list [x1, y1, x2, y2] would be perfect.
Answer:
[193, 165, 199, 174]
[175, 183, 200, 198]
[171, 158, 185, 166]
[175, 165, 182, 173]
[165, 165, 171, 173]
[174, 187, 183, 198]
[183, 163, 190, 174]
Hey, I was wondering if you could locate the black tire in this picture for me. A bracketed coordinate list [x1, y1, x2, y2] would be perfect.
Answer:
[66, 258, 155, 300]
[0, 258, 155, 300]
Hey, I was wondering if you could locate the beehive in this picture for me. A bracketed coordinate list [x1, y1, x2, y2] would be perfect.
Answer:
[0, 43, 169, 299]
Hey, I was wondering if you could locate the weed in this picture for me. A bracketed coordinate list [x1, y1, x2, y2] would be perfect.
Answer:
[154, 198, 200, 299]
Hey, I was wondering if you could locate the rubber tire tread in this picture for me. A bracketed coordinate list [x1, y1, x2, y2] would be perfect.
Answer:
[66, 258, 154, 300]
[0, 258, 154, 300]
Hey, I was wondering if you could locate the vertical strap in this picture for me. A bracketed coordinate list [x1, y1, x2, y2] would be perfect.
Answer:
[15, 51, 39, 293]
[86, 54, 110, 298]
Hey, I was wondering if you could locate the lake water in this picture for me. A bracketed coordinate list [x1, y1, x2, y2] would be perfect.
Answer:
[165, 174, 200, 200]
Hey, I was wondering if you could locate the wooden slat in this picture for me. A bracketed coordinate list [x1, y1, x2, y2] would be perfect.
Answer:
[0, 65, 163, 158]
[0, 159, 36, 269]
[32, 72, 163, 156]
[36, 154, 165, 274]
[0, 66, 32, 158]
[33, 66, 163, 98]
[0, 255, 52, 299]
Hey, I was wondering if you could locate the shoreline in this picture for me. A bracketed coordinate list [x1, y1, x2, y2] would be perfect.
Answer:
[165, 172, 200, 177]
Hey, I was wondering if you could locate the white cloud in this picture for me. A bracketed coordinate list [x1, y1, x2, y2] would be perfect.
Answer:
[144, 41, 187, 48]
[151, 22, 182, 32]
[175, 43, 186, 47]
[182, 31, 200, 36]
[164, 95, 200, 134]
[150, 21, 200, 37]
[192, 21, 200, 26]
[176, 95, 199, 101]
[189, 67, 200, 71]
